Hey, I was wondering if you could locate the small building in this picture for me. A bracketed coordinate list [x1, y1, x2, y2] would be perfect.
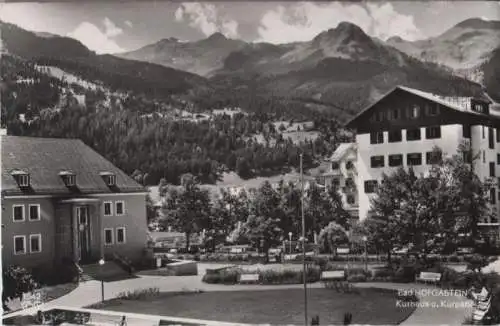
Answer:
[1, 136, 149, 271]
[318, 142, 358, 220]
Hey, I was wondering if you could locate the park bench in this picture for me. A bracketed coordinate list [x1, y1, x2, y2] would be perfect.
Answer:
[321, 271, 350, 291]
[239, 273, 260, 284]
[416, 272, 441, 285]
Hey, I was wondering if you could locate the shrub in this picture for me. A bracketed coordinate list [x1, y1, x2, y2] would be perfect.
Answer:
[347, 274, 367, 282]
[3, 266, 39, 310]
[393, 265, 418, 283]
[202, 269, 240, 284]
[116, 287, 160, 300]
[372, 266, 395, 279]
[259, 266, 321, 285]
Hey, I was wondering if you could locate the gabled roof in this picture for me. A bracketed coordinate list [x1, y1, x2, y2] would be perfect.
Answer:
[328, 143, 356, 162]
[345, 85, 494, 128]
[2, 136, 145, 196]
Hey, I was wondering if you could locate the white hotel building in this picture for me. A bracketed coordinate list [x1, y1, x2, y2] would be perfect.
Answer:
[334, 85, 500, 242]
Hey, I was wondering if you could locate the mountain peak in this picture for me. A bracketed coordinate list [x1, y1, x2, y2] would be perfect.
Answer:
[159, 37, 180, 43]
[206, 32, 227, 41]
[387, 36, 405, 43]
[313, 21, 369, 45]
[455, 18, 500, 30]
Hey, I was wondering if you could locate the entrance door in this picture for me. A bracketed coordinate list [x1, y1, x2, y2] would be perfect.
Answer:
[76, 206, 91, 263]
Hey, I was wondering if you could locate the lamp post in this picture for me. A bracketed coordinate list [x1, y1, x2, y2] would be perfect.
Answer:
[288, 232, 292, 255]
[300, 153, 308, 326]
[362, 236, 368, 273]
[99, 259, 105, 303]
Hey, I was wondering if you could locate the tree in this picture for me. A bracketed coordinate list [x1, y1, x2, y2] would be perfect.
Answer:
[2, 266, 39, 311]
[205, 189, 235, 251]
[242, 181, 284, 259]
[161, 174, 211, 251]
[317, 221, 349, 254]
[365, 144, 495, 260]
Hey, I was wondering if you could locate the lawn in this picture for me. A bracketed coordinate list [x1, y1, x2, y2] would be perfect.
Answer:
[89, 288, 416, 325]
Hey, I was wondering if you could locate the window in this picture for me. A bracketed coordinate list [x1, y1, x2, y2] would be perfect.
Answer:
[408, 105, 420, 119]
[489, 127, 495, 149]
[345, 177, 355, 188]
[346, 195, 356, 205]
[497, 177, 500, 190]
[13, 205, 25, 222]
[490, 188, 497, 205]
[116, 227, 126, 244]
[345, 161, 354, 170]
[370, 132, 384, 144]
[497, 154, 500, 165]
[483, 150, 486, 163]
[427, 104, 440, 116]
[29, 234, 42, 253]
[364, 180, 378, 194]
[19, 174, 30, 187]
[426, 151, 442, 165]
[115, 201, 125, 216]
[407, 153, 422, 166]
[14, 236, 26, 255]
[490, 162, 496, 177]
[474, 104, 485, 113]
[107, 175, 116, 186]
[29, 204, 40, 221]
[389, 154, 403, 167]
[463, 125, 471, 138]
[66, 175, 76, 186]
[497, 128, 500, 143]
[60, 171, 76, 187]
[370, 156, 385, 168]
[483, 126, 485, 139]
[100, 172, 116, 186]
[406, 128, 421, 141]
[388, 130, 402, 143]
[104, 228, 114, 245]
[425, 126, 441, 139]
[374, 111, 385, 122]
[104, 202, 113, 216]
[331, 162, 340, 170]
[332, 178, 340, 188]
[388, 109, 400, 120]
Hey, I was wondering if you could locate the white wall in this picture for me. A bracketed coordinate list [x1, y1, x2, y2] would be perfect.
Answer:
[357, 124, 464, 220]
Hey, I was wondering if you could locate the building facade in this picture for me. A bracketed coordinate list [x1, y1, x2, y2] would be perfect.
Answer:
[318, 143, 359, 220]
[1, 136, 148, 271]
[345, 86, 500, 241]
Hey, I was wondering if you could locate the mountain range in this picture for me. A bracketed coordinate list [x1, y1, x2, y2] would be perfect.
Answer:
[121, 18, 499, 106]
[2, 18, 499, 119]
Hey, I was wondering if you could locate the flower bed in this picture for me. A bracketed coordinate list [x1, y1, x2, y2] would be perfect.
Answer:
[202, 266, 321, 285]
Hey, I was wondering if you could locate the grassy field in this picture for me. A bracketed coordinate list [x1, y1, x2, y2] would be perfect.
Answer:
[89, 288, 416, 325]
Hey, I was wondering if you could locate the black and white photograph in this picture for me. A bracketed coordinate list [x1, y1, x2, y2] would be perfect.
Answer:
[1, 0, 500, 325]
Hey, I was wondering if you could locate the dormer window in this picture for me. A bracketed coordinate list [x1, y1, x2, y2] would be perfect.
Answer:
[11, 170, 30, 188]
[100, 172, 116, 186]
[59, 171, 76, 187]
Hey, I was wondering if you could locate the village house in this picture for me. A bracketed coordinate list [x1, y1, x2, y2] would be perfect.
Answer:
[1, 135, 149, 272]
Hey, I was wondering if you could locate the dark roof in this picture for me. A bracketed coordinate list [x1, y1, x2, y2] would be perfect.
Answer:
[1, 136, 145, 196]
[345, 85, 496, 128]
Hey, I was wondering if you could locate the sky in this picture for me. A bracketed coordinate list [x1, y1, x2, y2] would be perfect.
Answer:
[0, 1, 499, 54]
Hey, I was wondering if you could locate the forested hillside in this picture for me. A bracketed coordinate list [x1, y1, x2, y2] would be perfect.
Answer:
[2, 55, 344, 185]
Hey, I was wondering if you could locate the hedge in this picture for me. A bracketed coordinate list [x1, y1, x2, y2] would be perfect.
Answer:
[202, 266, 321, 285]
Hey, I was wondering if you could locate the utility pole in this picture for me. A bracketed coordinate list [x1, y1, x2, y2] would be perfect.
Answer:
[300, 153, 308, 326]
